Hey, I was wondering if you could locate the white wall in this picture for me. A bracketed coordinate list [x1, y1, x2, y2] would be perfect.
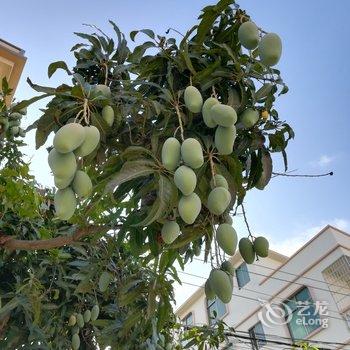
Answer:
[176, 226, 350, 347]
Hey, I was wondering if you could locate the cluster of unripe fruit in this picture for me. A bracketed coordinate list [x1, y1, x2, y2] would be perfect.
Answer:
[0, 107, 27, 138]
[238, 21, 282, 67]
[68, 304, 100, 350]
[205, 235, 269, 304]
[186, 86, 238, 155]
[48, 122, 101, 220]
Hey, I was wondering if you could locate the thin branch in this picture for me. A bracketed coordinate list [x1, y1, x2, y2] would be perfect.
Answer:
[272, 171, 333, 178]
[0, 225, 108, 251]
[241, 203, 253, 239]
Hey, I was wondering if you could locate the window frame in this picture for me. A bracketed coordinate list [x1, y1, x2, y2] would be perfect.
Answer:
[248, 321, 266, 350]
[284, 286, 321, 340]
[236, 262, 250, 289]
[182, 312, 194, 328]
[206, 296, 227, 325]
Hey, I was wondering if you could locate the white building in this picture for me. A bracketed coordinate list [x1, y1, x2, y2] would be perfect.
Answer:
[175, 225, 350, 349]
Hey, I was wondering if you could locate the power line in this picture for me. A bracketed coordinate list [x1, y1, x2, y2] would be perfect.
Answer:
[248, 270, 349, 298]
[178, 273, 347, 323]
[191, 256, 349, 298]
[251, 262, 349, 291]
[192, 254, 349, 291]
[182, 323, 347, 350]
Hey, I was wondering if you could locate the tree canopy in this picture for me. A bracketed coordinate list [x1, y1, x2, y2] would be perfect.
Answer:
[0, 0, 294, 348]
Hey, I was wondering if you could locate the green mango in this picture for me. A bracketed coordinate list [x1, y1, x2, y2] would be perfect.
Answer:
[181, 138, 204, 169]
[8, 119, 21, 127]
[239, 238, 256, 264]
[207, 187, 231, 216]
[68, 315, 77, 326]
[161, 220, 181, 244]
[76, 313, 84, 328]
[102, 105, 114, 126]
[253, 236, 269, 258]
[72, 171, 92, 198]
[209, 269, 232, 303]
[258, 33, 282, 66]
[221, 260, 235, 276]
[10, 112, 23, 120]
[0, 117, 9, 133]
[54, 188, 77, 220]
[238, 21, 259, 50]
[54, 175, 74, 190]
[9, 126, 19, 136]
[99, 271, 113, 292]
[215, 125, 236, 155]
[174, 165, 197, 195]
[178, 193, 201, 225]
[211, 104, 237, 127]
[53, 123, 85, 154]
[216, 223, 238, 255]
[210, 174, 228, 189]
[193, 245, 201, 256]
[72, 333, 80, 350]
[91, 305, 100, 321]
[205, 279, 216, 300]
[75, 126, 100, 157]
[83, 309, 91, 323]
[202, 97, 219, 128]
[241, 108, 259, 128]
[184, 86, 203, 113]
[91, 84, 111, 99]
[161, 137, 181, 171]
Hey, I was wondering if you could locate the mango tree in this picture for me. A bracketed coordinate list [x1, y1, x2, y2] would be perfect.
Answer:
[0, 0, 294, 348]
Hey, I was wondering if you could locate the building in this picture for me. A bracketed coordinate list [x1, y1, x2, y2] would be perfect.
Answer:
[0, 38, 26, 105]
[175, 225, 350, 349]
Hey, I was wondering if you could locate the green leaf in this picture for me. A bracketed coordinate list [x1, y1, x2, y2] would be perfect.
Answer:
[130, 29, 155, 41]
[196, 0, 234, 45]
[74, 32, 101, 49]
[48, 61, 71, 78]
[255, 83, 273, 101]
[105, 160, 156, 193]
[122, 146, 157, 162]
[134, 175, 177, 227]
[33, 110, 58, 149]
[129, 41, 156, 63]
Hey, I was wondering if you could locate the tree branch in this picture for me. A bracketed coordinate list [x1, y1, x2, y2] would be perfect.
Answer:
[0, 225, 108, 251]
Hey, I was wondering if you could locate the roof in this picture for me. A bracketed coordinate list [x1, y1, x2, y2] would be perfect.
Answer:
[0, 38, 25, 55]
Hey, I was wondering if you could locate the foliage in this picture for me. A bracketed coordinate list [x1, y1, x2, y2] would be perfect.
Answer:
[0, 0, 295, 348]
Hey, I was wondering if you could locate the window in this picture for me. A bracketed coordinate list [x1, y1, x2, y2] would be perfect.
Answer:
[249, 322, 266, 349]
[322, 255, 350, 311]
[182, 312, 193, 327]
[207, 296, 226, 325]
[284, 287, 321, 340]
[236, 262, 250, 288]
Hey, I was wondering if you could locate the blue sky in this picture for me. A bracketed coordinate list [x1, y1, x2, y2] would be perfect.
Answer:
[2, 0, 350, 305]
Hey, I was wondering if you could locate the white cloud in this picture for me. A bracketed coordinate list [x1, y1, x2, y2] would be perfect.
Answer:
[268, 218, 349, 256]
[311, 154, 336, 168]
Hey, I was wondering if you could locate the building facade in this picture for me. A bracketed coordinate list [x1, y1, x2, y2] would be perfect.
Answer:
[176, 225, 350, 349]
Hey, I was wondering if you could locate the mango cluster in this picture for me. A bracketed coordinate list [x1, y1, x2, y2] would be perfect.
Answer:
[161, 135, 204, 243]
[68, 304, 100, 350]
[238, 21, 282, 67]
[239, 235, 269, 264]
[0, 107, 27, 138]
[204, 227, 269, 304]
[48, 122, 100, 220]
[205, 260, 235, 304]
